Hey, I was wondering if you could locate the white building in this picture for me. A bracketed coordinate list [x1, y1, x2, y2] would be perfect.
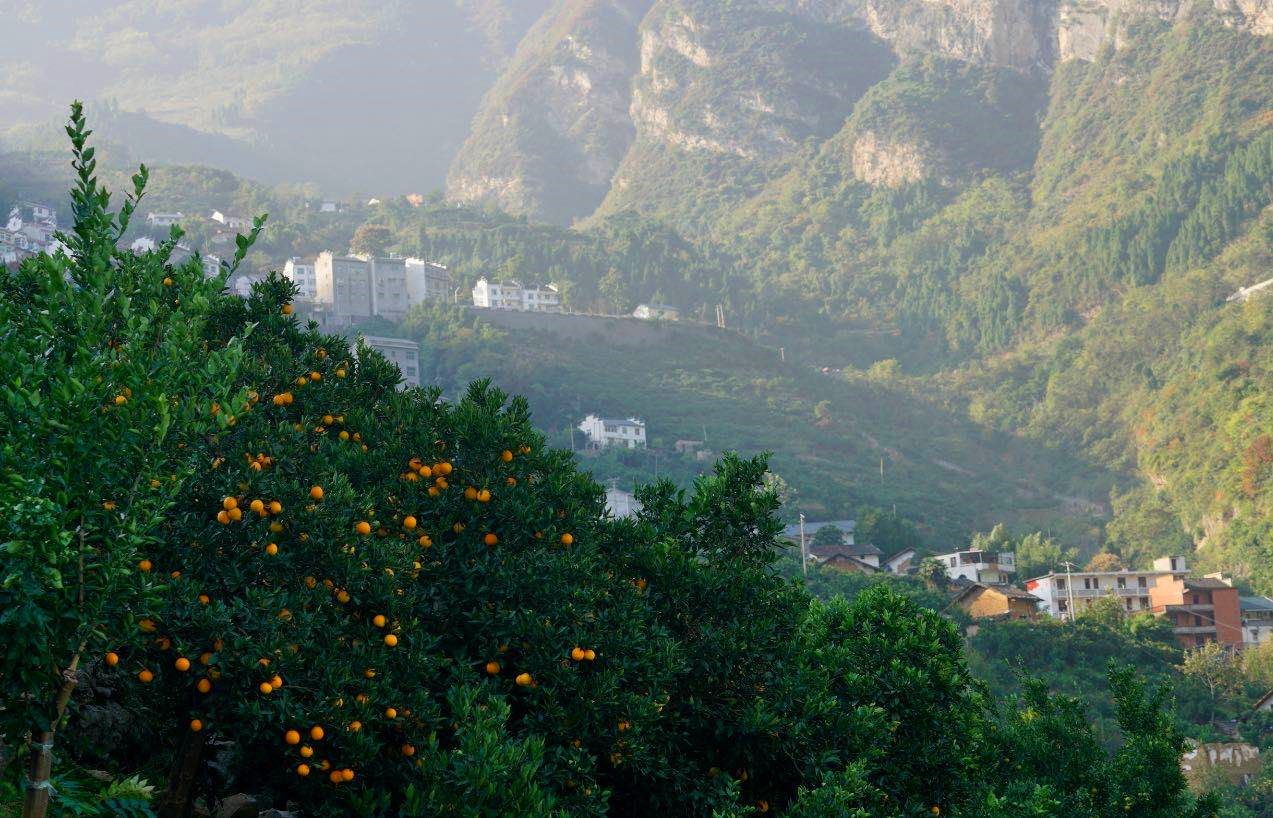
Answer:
[210, 210, 248, 230]
[7, 202, 58, 245]
[202, 254, 224, 280]
[146, 212, 184, 228]
[471, 277, 561, 312]
[579, 414, 646, 450]
[1024, 556, 1189, 621]
[1241, 596, 1273, 645]
[605, 486, 642, 518]
[933, 548, 1016, 585]
[633, 303, 680, 321]
[283, 257, 318, 300]
[404, 258, 453, 305]
[130, 236, 157, 253]
[360, 335, 421, 389]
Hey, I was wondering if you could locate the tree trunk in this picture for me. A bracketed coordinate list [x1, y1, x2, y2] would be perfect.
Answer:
[21, 652, 83, 818]
[155, 728, 205, 818]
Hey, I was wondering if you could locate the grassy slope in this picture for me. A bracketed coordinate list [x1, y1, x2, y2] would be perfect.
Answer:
[404, 309, 1111, 545]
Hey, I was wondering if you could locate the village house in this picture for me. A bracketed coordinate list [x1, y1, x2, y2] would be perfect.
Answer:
[578, 414, 646, 450]
[951, 582, 1042, 621]
[146, 211, 184, 228]
[934, 547, 1016, 585]
[210, 210, 248, 230]
[130, 236, 157, 253]
[1151, 573, 1244, 648]
[1241, 596, 1273, 645]
[471, 277, 561, 312]
[358, 335, 421, 389]
[633, 303, 680, 321]
[1025, 556, 1189, 620]
[674, 439, 705, 454]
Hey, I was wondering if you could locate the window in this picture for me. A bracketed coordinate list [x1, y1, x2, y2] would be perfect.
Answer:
[1194, 615, 1203, 627]
[1056, 578, 1065, 590]
[1138, 576, 1147, 588]
[1117, 577, 1127, 589]
[405, 366, 416, 377]
[1125, 598, 1133, 611]
[950, 558, 957, 567]
[1059, 599, 1068, 612]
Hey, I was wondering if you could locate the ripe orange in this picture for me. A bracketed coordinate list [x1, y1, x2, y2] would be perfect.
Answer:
[189, 719, 203, 732]
[336, 590, 351, 604]
[105, 651, 120, 667]
[281, 303, 293, 315]
[310, 486, 324, 500]
[265, 543, 279, 556]
[501, 450, 513, 462]
[174, 657, 191, 672]
[113, 395, 127, 406]
[403, 516, 417, 530]
[197, 679, 212, 694]
[485, 661, 501, 676]
[258, 682, 273, 695]
[271, 674, 284, 688]
[269, 500, 283, 515]
[328, 771, 341, 784]
[484, 533, 499, 546]
[216, 510, 230, 525]
[228, 507, 242, 522]
[560, 533, 574, 546]
[418, 535, 433, 547]
[515, 672, 533, 687]
[296, 764, 310, 777]
[464, 486, 478, 501]
[477, 489, 491, 502]
[385, 707, 398, 719]
[384, 634, 399, 647]
[401, 744, 416, 757]
[138, 559, 152, 573]
[310, 725, 325, 741]
[138, 669, 154, 683]
[249, 499, 265, 515]
[372, 614, 387, 628]
[336, 368, 347, 378]
[570, 647, 585, 662]
[355, 521, 371, 535]
[222, 496, 237, 511]
[584, 649, 596, 661]
[341, 769, 354, 782]
[198, 594, 210, 605]
[300, 745, 314, 758]
[349, 721, 362, 732]
[285, 729, 301, 745]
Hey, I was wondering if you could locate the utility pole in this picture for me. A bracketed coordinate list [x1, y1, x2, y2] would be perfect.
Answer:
[1062, 561, 1078, 622]
[779, 346, 785, 363]
[799, 512, 808, 578]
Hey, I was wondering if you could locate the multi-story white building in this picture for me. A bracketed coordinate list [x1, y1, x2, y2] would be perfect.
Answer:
[578, 414, 646, 450]
[605, 486, 642, 518]
[359, 335, 421, 389]
[934, 548, 1016, 585]
[1241, 596, 1273, 645]
[472, 277, 561, 312]
[315, 252, 374, 320]
[1025, 556, 1189, 620]
[370, 255, 410, 322]
[283, 257, 318, 300]
[405, 258, 454, 305]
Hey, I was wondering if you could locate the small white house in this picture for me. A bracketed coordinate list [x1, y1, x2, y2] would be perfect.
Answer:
[472, 277, 561, 312]
[633, 303, 680, 321]
[130, 236, 157, 253]
[146, 212, 184, 228]
[579, 414, 646, 450]
[210, 210, 248, 230]
[605, 486, 642, 518]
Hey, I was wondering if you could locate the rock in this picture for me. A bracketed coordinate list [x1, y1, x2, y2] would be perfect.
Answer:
[215, 793, 258, 818]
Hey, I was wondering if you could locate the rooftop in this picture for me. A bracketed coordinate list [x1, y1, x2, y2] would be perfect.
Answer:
[1240, 596, 1273, 612]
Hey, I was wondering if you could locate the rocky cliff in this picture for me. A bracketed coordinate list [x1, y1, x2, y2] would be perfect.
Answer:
[445, 0, 653, 225]
[445, 0, 1271, 223]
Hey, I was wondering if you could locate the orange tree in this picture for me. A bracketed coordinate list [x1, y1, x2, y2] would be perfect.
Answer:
[0, 102, 256, 818]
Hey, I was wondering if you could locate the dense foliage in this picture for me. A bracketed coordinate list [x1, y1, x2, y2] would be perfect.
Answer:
[0, 113, 1234, 818]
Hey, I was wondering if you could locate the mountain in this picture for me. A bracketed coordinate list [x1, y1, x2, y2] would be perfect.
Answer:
[0, 0, 553, 192]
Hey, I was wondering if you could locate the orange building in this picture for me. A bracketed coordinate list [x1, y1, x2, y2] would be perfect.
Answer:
[1149, 576, 1243, 648]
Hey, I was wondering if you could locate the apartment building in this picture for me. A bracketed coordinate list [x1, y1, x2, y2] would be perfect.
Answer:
[1150, 574, 1243, 648]
[1025, 556, 1188, 620]
[934, 548, 1016, 585]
